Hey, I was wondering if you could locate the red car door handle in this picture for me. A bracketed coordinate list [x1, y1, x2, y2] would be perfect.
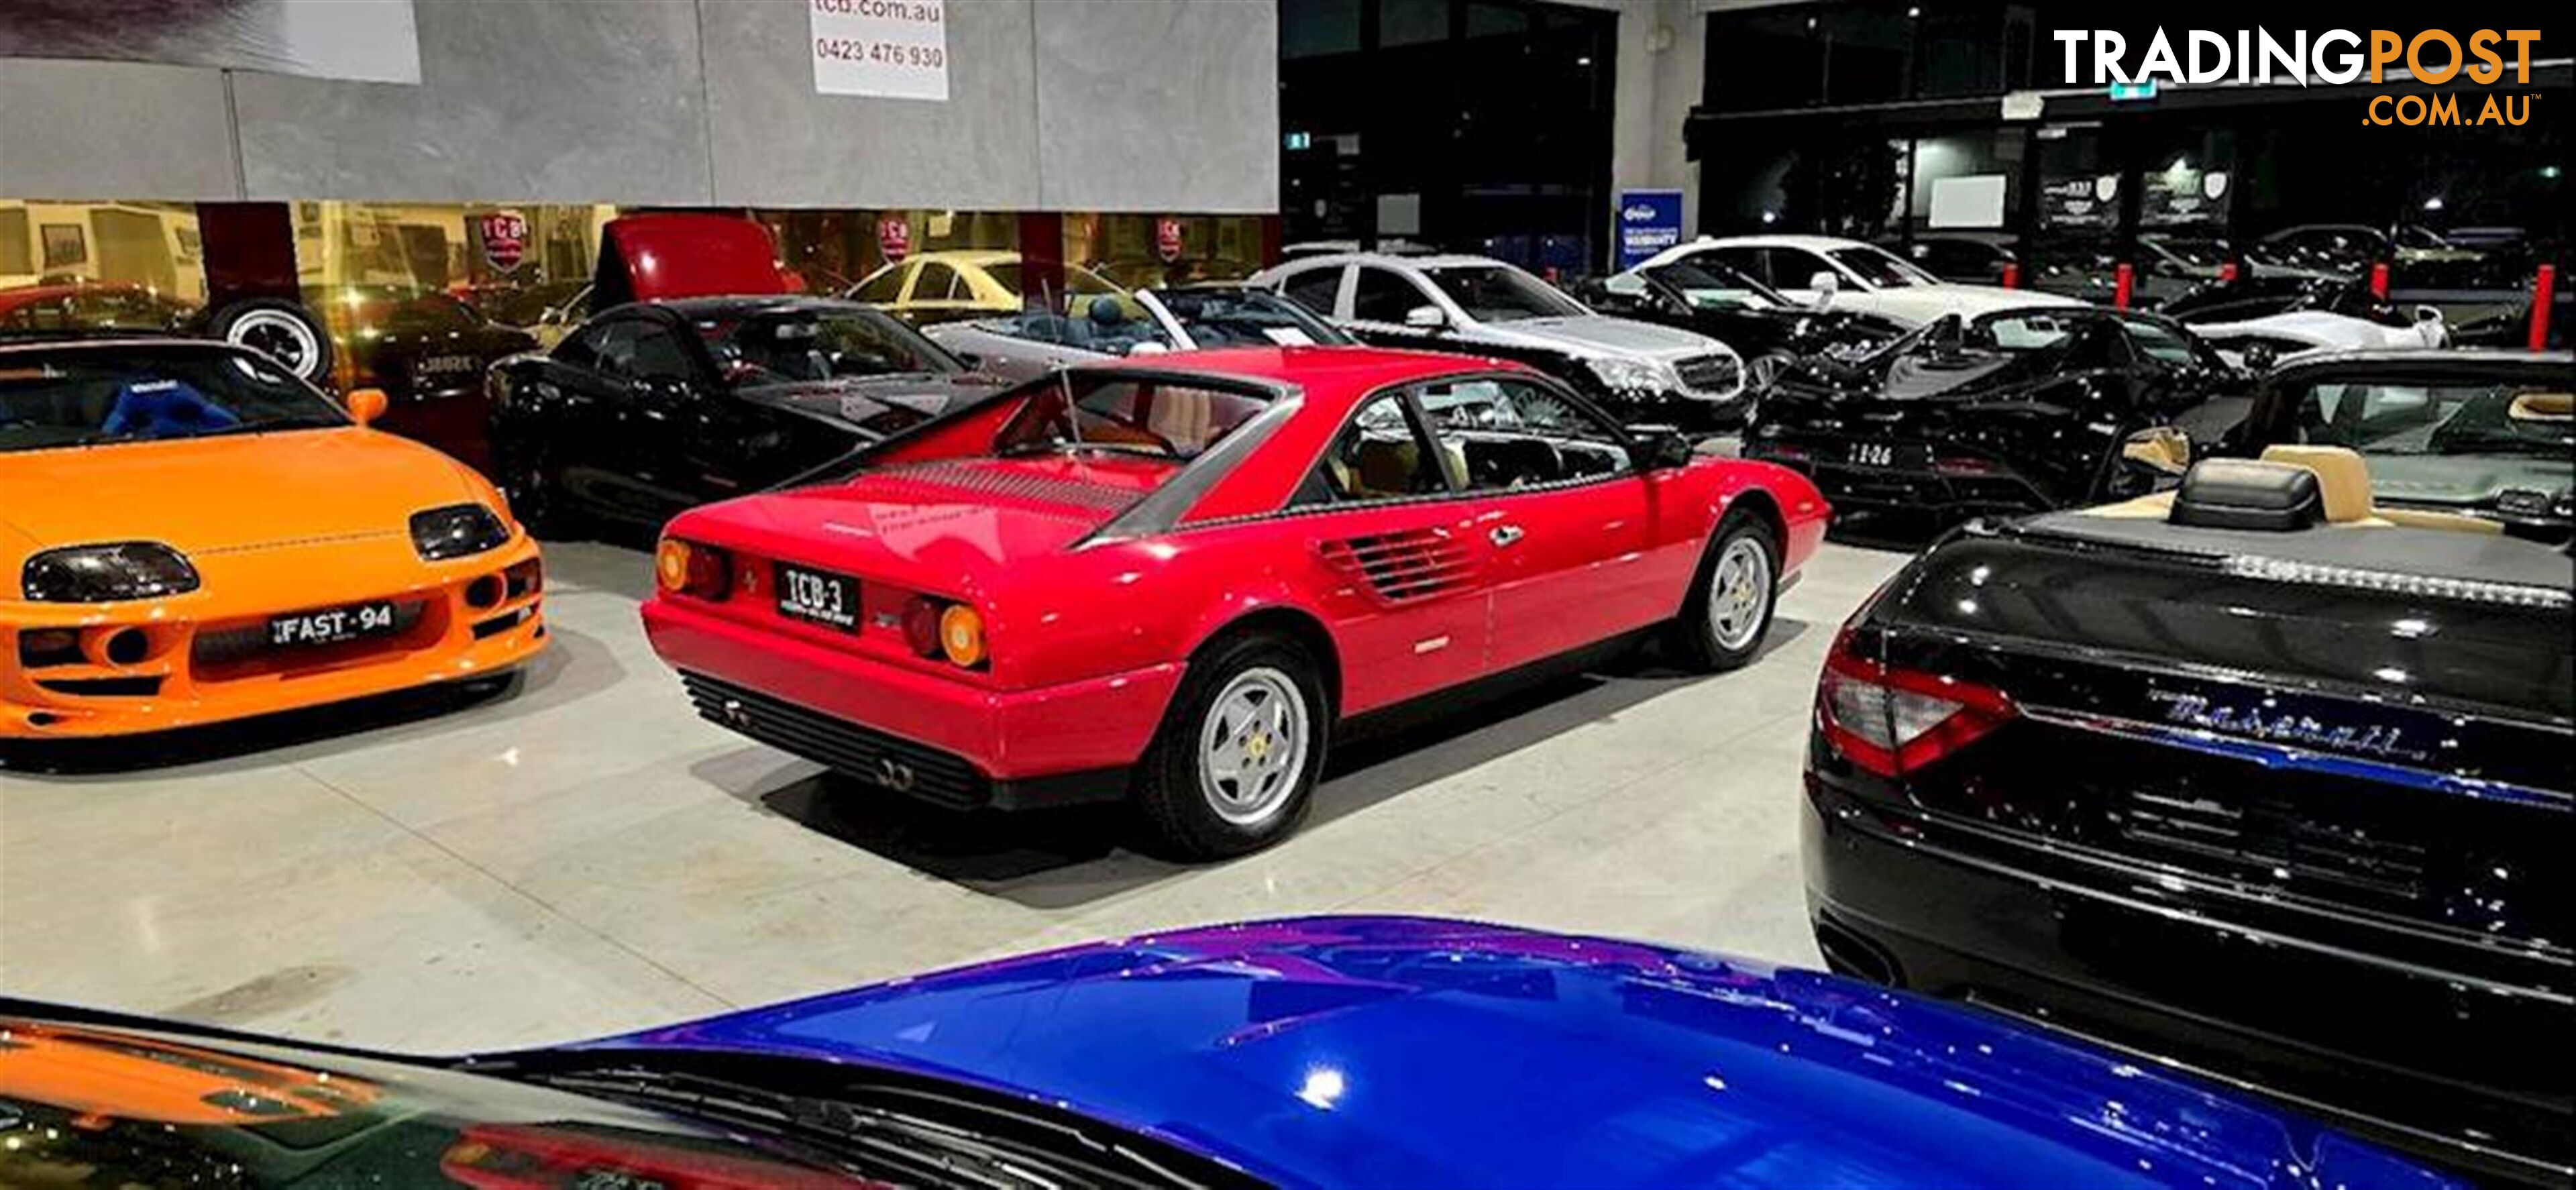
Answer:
[1489, 525, 1524, 547]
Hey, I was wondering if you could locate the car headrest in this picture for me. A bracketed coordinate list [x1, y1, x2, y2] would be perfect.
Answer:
[2169, 459, 2324, 531]
[101, 378, 241, 439]
[2257, 443, 2375, 523]
[2509, 392, 2571, 422]
[1087, 295, 1126, 325]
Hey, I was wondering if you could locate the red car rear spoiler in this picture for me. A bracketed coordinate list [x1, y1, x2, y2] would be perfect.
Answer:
[591, 214, 795, 309]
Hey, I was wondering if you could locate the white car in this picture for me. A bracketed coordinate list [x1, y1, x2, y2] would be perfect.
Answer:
[1640, 233, 2086, 327]
[2187, 307, 2451, 370]
[1248, 252, 1748, 430]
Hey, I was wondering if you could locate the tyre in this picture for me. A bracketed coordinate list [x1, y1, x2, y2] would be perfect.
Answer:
[1747, 351, 1794, 393]
[1134, 633, 1328, 859]
[495, 437, 585, 541]
[208, 299, 334, 388]
[1668, 510, 1781, 672]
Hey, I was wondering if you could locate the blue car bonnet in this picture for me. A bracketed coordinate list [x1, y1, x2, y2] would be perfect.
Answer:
[584, 916, 2459, 1190]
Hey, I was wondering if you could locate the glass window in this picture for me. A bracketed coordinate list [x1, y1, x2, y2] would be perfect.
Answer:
[555, 320, 616, 369]
[1380, 0, 1448, 47]
[2121, 318, 2199, 366]
[1283, 0, 1362, 58]
[580, 319, 655, 380]
[1416, 376, 1631, 490]
[995, 374, 1272, 461]
[0, 343, 346, 452]
[2290, 381, 2573, 508]
[1983, 312, 2074, 351]
[1303, 391, 1446, 504]
[913, 262, 962, 303]
[2, 200, 209, 327]
[627, 327, 694, 379]
[1154, 286, 1352, 348]
[1825, 245, 1935, 288]
[1705, 246, 1772, 286]
[1418, 264, 1586, 323]
[1063, 215, 1265, 290]
[850, 264, 906, 304]
[1351, 266, 1430, 323]
[0, 206, 30, 275]
[705, 309, 958, 384]
[1281, 266, 1346, 316]
[1644, 260, 1784, 312]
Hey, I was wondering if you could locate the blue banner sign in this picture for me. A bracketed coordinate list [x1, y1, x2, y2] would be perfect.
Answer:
[1615, 190, 1684, 271]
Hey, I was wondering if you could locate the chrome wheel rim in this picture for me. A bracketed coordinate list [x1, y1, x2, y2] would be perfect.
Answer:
[1197, 666, 1310, 827]
[1750, 354, 1784, 389]
[1708, 536, 1772, 651]
[229, 310, 321, 379]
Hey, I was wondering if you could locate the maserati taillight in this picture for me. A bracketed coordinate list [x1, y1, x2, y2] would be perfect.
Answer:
[1817, 627, 2015, 778]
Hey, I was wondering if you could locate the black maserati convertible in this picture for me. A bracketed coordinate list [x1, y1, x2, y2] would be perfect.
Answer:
[1804, 448, 2574, 1187]
[1743, 305, 2250, 523]
[486, 296, 1003, 535]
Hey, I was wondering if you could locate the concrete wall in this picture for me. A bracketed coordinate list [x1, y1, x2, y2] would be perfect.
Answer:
[0, 0, 1278, 213]
[1607, 0, 1708, 242]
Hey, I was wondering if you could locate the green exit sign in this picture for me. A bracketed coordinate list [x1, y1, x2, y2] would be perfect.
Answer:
[2108, 80, 2159, 102]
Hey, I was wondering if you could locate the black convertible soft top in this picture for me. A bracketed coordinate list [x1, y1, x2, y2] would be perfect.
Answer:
[2019, 510, 2575, 593]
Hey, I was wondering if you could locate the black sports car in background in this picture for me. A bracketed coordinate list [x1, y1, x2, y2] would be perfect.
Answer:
[1804, 450, 2575, 1187]
[1576, 257, 1905, 389]
[488, 296, 1002, 535]
[2192, 349, 2575, 541]
[1744, 305, 2249, 523]
[317, 285, 541, 473]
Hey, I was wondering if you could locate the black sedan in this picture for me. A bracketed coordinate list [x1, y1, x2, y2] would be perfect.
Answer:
[488, 296, 1002, 535]
[1576, 257, 1905, 389]
[1744, 305, 2249, 523]
[1804, 450, 2574, 1187]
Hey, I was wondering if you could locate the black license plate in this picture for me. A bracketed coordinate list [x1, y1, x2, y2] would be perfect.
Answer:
[268, 601, 402, 648]
[775, 562, 859, 632]
[413, 354, 482, 378]
[1843, 441, 1930, 469]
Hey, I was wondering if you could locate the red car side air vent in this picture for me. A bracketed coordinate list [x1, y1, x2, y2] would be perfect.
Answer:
[1318, 529, 1473, 604]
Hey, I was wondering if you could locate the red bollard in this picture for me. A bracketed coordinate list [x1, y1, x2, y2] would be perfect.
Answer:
[2531, 264, 2557, 351]
[2112, 262, 2134, 310]
[2000, 262, 2020, 290]
[2370, 261, 2391, 299]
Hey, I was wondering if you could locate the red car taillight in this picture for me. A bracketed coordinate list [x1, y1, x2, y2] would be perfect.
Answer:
[1816, 627, 2015, 778]
[654, 538, 731, 600]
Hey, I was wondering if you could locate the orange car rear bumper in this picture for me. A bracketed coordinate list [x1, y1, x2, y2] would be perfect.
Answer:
[1, 536, 546, 739]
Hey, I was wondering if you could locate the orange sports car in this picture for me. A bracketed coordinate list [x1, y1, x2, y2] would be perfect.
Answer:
[0, 336, 544, 739]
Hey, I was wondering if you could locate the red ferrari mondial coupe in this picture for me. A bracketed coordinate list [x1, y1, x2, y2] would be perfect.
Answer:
[642, 347, 1828, 857]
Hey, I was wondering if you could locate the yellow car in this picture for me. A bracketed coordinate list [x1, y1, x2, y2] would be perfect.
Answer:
[845, 250, 1134, 326]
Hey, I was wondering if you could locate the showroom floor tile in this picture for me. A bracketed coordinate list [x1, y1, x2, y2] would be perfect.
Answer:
[0, 538, 1909, 1052]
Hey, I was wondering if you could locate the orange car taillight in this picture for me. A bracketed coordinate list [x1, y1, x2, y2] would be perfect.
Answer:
[1816, 627, 2015, 778]
[900, 594, 986, 669]
[654, 539, 731, 600]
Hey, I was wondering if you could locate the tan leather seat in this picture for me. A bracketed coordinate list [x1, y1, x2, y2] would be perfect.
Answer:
[1354, 438, 1424, 496]
[2259, 445, 2380, 524]
[2257, 443, 2501, 534]
[2510, 392, 2572, 422]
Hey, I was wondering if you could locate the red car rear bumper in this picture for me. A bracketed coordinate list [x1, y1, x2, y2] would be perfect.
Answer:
[643, 597, 1182, 808]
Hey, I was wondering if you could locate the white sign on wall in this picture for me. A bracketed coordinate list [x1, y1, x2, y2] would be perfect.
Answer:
[1927, 174, 2009, 229]
[810, 0, 949, 101]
